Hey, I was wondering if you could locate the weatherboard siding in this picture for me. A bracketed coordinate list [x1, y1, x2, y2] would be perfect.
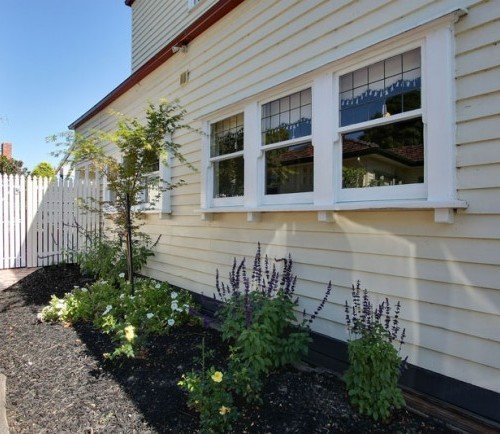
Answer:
[76, 0, 500, 393]
[131, 0, 219, 72]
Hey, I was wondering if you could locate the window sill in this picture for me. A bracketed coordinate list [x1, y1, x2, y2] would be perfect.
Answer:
[198, 199, 468, 223]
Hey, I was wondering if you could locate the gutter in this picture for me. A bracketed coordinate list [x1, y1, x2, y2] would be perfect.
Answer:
[69, 0, 245, 130]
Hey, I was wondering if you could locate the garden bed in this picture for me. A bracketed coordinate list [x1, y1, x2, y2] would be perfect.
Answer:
[0, 265, 455, 433]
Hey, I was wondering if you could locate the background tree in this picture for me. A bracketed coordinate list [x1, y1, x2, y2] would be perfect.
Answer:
[0, 155, 27, 175]
[32, 161, 56, 178]
[52, 100, 195, 291]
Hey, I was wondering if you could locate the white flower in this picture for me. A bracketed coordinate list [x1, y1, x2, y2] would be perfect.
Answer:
[81, 288, 88, 293]
[73, 286, 79, 289]
[155, 283, 161, 289]
[171, 292, 178, 299]
[119, 293, 125, 299]
[102, 305, 112, 316]
[56, 300, 66, 310]
[167, 318, 175, 326]
[146, 313, 154, 319]
[129, 296, 135, 300]
[171, 301, 178, 310]
[183, 304, 189, 311]
[118, 273, 125, 279]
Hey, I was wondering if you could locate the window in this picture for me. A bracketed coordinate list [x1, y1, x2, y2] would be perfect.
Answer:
[201, 22, 460, 219]
[339, 49, 424, 197]
[75, 163, 96, 183]
[187, 0, 201, 10]
[261, 89, 313, 201]
[209, 113, 244, 205]
[104, 151, 171, 215]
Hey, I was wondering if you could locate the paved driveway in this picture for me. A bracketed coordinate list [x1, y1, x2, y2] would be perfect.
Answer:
[0, 268, 38, 291]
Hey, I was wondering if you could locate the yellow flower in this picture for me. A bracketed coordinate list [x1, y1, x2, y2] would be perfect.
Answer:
[211, 371, 223, 383]
[124, 325, 136, 342]
[219, 406, 230, 415]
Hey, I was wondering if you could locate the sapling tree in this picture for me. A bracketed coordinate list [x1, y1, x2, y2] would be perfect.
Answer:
[52, 100, 195, 290]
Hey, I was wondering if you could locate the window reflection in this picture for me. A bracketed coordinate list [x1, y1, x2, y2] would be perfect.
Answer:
[211, 113, 244, 157]
[262, 89, 312, 145]
[340, 48, 421, 127]
[342, 118, 424, 188]
[266, 142, 313, 194]
[214, 156, 244, 198]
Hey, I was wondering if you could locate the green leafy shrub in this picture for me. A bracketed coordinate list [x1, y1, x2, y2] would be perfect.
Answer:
[178, 339, 237, 433]
[40, 276, 192, 359]
[76, 233, 153, 283]
[215, 244, 331, 401]
[344, 281, 407, 421]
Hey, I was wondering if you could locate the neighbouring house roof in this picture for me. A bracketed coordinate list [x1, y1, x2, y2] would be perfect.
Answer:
[343, 138, 424, 167]
[69, 0, 245, 130]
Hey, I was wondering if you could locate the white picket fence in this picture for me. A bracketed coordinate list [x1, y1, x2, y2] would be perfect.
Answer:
[0, 174, 100, 269]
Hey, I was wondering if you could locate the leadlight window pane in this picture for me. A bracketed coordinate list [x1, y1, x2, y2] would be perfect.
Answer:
[340, 48, 421, 127]
[261, 89, 312, 145]
[210, 113, 244, 157]
[214, 156, 244, 198]
[342, 117, 424, 188]
[265, 142, 314, 194]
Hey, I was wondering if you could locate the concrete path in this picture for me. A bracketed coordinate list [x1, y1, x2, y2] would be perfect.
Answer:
[0, 268, 38, 291]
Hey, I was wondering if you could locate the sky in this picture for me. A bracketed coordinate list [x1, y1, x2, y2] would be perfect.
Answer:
[0, 0, 131, 170]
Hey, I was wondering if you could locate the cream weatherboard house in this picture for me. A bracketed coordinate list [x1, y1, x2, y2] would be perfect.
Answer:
[70, 0, 500, 422]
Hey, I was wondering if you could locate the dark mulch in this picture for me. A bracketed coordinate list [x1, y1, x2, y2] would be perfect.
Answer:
[0, 265, 455, 433]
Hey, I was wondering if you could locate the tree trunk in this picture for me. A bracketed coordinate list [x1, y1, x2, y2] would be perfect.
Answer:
[125, 192, 134, 292]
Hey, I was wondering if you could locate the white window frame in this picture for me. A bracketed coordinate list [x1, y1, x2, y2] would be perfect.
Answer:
[75, 161, 96, 184]
[103, 155, 171, 216]
[137, 155, 172, 215]
[258, 85, 314, 206]
[334, 41, 426, 203]
[200, 20, 461, 219]
[202, 111, 245, 208]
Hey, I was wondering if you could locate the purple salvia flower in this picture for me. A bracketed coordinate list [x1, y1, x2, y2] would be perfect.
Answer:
[384, 297, 391, 331]
[264, 254, 270, 282]
[309, 281, 332, 324]
[251, 242, 262, 283]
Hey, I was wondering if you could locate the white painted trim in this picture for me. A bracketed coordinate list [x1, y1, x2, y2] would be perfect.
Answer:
[262, 191, 313, 206]
[200, 121, 210, 209]
[243, 102, 260, 208]
[209, 150, 244, 163]
[212, 196, 243, 207]
[313, 72, 335, 206]
[337, 109, 422, 134]
[339, 184, 427, 202]
[317, 211, 335, 223]
[425, 25, 456, 203]
[198, 199, 467, 214]
[247, 212, 261, 223]
[198, 16, 463, 219]
[434, 208, 454, 224]
[260, 136, 312, 154]
[159, 155, 172, 214]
